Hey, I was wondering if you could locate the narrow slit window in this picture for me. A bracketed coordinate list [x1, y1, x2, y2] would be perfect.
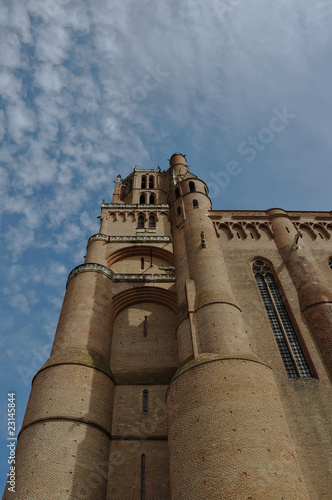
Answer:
[177, 206, 182, 216]
[192, 199, 199, 208]
[329, 257, 332, 270]
[141, 455, 146, 500]
[286, 227, 290, 233]
[143, 390, 149, 413]
[143, 316, 147, 337]
[149, 176, 154, 189]
[236, 232, 240, 239]
[189, 181, 196, 192]
[252, 259, 311, 378]
[141, 176, 146, 189]
[141, 257, 144, 270]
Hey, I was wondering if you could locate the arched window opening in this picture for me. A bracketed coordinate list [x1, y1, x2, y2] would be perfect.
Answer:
[192, 199, 199, 208]
[140, 193, 146, 204]
[252, 259, 311, 378]
[143, 390, 149, 413]
[138, 215, 145, 229]
[149, 215, 156, 228]
[175, 187, 180, 199]
[141, 454, 146, 500]
[177, 206, 182, 216]
[149, 194, 155, 204]
[143, 315, 148, 337]
[141, 176, 146, 189]
[149, 176, 154, 189]
[189, 181, 196, 192]
[141, 257, 144, 270]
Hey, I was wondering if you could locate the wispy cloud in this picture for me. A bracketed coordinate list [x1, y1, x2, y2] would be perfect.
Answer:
[1, 0, 332, 490]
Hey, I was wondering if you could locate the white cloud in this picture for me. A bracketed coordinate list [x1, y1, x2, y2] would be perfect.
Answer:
[10, 293, 30, 314]
[0, 71, 22, 101]
[34, 63, 68, 93]
[6, 101, 36, 143]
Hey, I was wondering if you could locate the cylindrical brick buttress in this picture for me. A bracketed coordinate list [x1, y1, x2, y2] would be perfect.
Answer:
[166, 156, 310, 500]
[4, 266, 115, 500]
[167, 357, 310, 500]
[269, 208, 332, 380]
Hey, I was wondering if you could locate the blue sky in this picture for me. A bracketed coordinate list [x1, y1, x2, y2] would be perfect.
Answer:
[1, 0, 332, 491]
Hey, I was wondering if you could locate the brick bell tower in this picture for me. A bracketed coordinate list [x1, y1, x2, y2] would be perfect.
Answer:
[4, 153, 317, 499]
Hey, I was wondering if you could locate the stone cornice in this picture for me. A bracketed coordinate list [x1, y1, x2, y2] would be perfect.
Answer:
[102, 203, 169, 209]
[87, 234, 172, 246]
[67, 262, 175, 286]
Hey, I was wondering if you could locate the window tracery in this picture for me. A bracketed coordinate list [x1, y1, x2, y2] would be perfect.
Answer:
[253, 259, 311, 378]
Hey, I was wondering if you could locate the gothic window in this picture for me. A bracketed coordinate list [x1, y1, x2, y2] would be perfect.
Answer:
[192, 199, 199, 208]
[141, 176, 146, 189]
[143, 315, 148, 337]
[149, 194, 155, 204]
[149, 215, 156, 228]
[329, 257, 332, 270]
[143, 390, 149, 413]
[141, 257, 144, 270]
[175, 187, 180, 199]
[189, 181, 196, 192]
[141, 455, 146, 500]
[252, 259, 312, 378]
[138, 216, 145, 228]
[140, 193, 146, 204]
[149, 176, 154, 189]
[177, 206, 182, 216]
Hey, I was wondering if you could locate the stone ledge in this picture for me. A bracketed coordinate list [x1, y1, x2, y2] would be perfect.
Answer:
[19, 416, 112, 441]
[169, 352, 271, 387]
[34, 348, 115, 383]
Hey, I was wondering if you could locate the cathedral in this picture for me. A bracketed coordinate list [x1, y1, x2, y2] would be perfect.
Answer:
[4, 153, 332, 499]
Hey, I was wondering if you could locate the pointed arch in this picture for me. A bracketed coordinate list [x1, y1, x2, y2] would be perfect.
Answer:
[106, 245, 174, 267]
[138, 215, 145, 228]
[217, 223, 233, 240]
[140, 193, 146, 204]
[149, 193, 155, 204]
[298, 223, 316, 240]
[112, 286, 177, 318]
[149, 215, 156, 228]
[252, 258, 311, 378]
[245, 223, 261, 240]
